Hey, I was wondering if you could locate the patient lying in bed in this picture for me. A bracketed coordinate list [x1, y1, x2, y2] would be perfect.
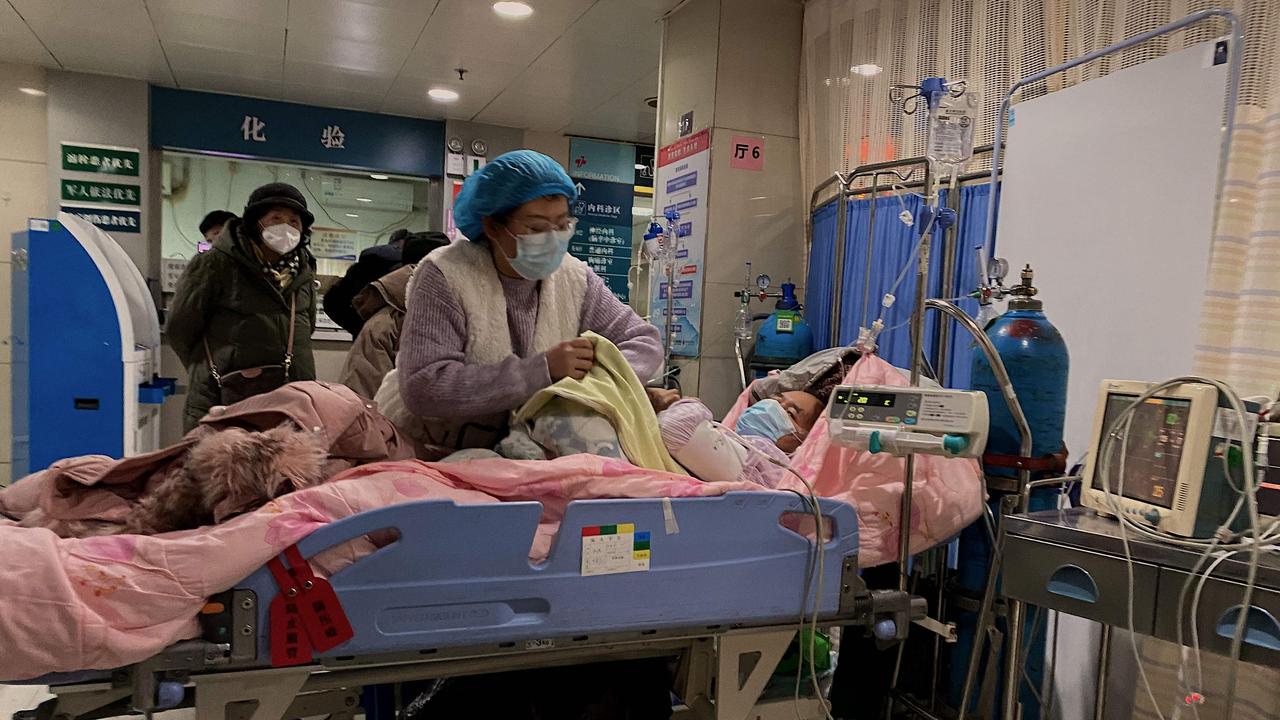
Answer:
[651, 389, 824, 488]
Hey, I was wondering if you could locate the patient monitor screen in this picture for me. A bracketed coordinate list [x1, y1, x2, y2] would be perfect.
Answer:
[1091, 393, 1192, 509]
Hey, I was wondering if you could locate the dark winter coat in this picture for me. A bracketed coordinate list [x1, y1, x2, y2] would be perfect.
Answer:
[167, 219, 317, 430]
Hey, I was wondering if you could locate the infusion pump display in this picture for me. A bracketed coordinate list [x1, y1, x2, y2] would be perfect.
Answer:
[828, 385, 989, 458]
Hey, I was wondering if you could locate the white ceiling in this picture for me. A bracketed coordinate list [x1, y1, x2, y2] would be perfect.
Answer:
[1, 0, 668, 143]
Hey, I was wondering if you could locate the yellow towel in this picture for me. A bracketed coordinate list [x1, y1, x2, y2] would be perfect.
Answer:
[515, 332, 683, 473]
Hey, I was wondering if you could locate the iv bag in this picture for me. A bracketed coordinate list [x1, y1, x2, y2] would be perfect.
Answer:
[926, 90, 980, 174]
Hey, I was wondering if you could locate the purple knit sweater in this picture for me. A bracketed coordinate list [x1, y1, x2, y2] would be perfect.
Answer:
[399, 256, 663, 419]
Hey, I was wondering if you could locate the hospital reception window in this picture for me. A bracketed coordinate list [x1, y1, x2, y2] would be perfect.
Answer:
[159, 151, 436, 336]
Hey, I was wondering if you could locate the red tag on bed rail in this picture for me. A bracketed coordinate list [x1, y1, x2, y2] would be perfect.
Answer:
[267, 557, 313, 667]
[283, 546, 354, 653]
[269, 592, 314, 666]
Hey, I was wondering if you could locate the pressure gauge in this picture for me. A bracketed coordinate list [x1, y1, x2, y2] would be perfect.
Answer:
[446, 136, 465, 154]
[987, 257, 1009, 283]
[756, 274, 771, 290]
[471, 139, 488, 156]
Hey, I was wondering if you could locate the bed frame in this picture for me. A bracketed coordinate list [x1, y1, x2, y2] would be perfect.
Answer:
[14, 492, 922, 720]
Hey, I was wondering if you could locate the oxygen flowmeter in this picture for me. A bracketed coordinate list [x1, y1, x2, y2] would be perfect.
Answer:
[827, 385, 989, 458]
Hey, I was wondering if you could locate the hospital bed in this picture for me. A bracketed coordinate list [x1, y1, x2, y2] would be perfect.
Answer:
[13, 492, 921, 720]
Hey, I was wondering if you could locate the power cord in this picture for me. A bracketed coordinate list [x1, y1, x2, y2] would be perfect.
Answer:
[708, 422, 834, 720]
[1097, 375, 1270, 720]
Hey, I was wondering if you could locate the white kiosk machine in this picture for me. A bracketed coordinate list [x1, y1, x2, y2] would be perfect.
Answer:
[10, 214, 174, 475]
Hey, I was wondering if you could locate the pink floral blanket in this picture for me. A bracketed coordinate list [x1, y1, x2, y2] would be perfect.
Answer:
[723, 354, 985, 567]
[0, 455, 756, 681]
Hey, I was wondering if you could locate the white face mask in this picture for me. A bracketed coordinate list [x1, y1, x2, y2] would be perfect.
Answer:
[504, 220, 576, 280]
[261, 223, 301, 254]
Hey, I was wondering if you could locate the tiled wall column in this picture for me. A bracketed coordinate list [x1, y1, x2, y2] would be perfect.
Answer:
[0, 63, 49, 485]
[657, 0, 804, 415]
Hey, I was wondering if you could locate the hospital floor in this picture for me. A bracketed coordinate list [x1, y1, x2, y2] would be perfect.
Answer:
[0, 687, 201, 720]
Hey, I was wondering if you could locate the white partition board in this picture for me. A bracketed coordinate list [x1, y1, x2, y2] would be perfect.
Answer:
[994, 41, 1228, 462]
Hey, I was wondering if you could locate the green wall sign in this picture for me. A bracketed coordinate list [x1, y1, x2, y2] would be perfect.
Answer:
[62, 205, 141, 234]
[60, 179, 140, 206]
[61, 142, 140, 176]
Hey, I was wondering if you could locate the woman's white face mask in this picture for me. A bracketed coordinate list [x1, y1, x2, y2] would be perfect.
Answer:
[503, 219, 577, 280]
[261, 223, 301, 254]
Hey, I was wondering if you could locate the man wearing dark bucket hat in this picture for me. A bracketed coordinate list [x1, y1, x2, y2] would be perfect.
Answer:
[169, 182, 319, 431]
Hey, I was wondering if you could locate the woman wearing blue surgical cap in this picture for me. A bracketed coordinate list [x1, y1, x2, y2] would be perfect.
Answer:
[397, 149, 663, 450]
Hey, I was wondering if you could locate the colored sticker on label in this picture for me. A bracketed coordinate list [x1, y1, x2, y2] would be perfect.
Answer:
[581, 524, 651, 576]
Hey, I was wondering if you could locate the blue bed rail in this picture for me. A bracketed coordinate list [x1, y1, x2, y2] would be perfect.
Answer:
[235, 492, 858, 662]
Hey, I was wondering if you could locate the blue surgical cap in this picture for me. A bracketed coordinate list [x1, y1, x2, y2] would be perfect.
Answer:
[453, 150, 578, 241]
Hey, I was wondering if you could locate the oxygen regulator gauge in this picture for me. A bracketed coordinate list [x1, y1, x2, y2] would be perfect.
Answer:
[987, 257, 1009, 284]
[756, 274, 771, 291]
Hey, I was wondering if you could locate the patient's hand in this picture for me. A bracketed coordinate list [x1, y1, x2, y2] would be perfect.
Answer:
[646, 387, 681, 412]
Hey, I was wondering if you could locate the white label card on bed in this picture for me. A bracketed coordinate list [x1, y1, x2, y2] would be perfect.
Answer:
[581, 524, 650, 576]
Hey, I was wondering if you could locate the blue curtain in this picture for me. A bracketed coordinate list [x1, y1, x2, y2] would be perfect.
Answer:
[806, 200, 838, 348]
[805, 183, 996, 388]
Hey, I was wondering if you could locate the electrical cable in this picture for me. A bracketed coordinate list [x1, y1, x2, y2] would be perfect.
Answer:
[709, 423, 834, 720]
[1096, 376, 1269, 720]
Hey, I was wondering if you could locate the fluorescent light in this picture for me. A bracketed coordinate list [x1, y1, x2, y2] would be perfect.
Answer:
[850, 63, 883, 76]
[631, 206, 651, 216]
[18, 87, 45, 96]
[428, 87, 459, 102]
[369, 174, 389, 180]
[493, 1, 533, 18]
[355, 197, 373, 203]
[345, 213, 359, 218]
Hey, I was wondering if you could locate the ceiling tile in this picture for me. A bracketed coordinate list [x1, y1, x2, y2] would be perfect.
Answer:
[568, 0, 665, 50]
[560, 123, 646, 143]
[150, 9, 285, 56]
[285, 34, 408, 74]
[413, 0, 595, 68]
[170, 70, 288, 101]
[511, 39, 650, 106]
[283, 61, 396, 95]
[0, 2, 57, 66]
[474, 92, 574, 133]
[145, 0, 287, 27]
[397, 49, 524, 90]
[11, 0, 173, 81]
[278, 84, 385, 113]
[381, 92, 481, 121]
[166, 43, 283, 81]
[286, 0, 436, 48]
[387, 72, 505, 110]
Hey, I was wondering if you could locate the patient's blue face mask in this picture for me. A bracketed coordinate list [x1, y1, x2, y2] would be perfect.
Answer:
[735, 399, 799, 443]
[503, 219, 577, 280]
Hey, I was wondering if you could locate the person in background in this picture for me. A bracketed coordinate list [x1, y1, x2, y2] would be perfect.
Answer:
[397, 149, 663, 451]
[168, 183, 318, 431]
[338, 231, 450, 399]
[323, 227, 419, 335]
[199, 210, 235, 245]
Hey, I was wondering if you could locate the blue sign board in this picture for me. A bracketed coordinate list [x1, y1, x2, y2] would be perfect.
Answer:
[568, 138, 636, 302]
[570, 138, 637, 184]
[150, 86, 445, 177]
[61, 205, 141, 233]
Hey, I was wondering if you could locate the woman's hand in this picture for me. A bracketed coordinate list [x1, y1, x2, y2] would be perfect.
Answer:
[645, 387, 681, 412]
[547, 338, 596, 381]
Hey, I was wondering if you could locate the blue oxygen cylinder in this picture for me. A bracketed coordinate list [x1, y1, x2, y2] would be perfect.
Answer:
[949, 264, 1068, 720]
[969, 266, 1069, 478]
[750, 282, 815, 378]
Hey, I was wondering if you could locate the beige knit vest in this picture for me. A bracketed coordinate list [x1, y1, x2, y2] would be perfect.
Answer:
[393, 239, 587, 451]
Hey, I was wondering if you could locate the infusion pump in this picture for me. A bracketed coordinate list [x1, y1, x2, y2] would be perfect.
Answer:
[827, 385, 989, 458]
